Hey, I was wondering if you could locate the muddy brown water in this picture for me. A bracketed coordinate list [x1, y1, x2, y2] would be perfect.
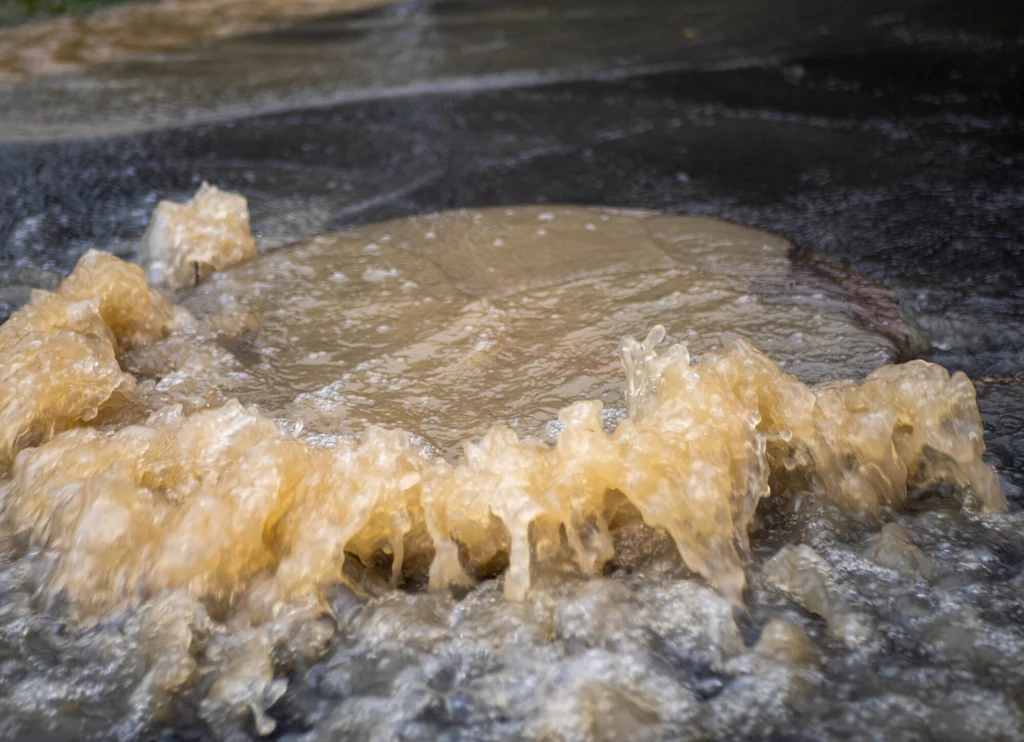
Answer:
[0, 0, 1022, 740]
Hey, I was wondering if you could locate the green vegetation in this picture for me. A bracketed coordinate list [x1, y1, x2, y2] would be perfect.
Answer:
[2, 0, 138, 25]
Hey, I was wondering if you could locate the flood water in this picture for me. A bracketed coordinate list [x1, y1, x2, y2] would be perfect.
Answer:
[0, 0, 1022, 740]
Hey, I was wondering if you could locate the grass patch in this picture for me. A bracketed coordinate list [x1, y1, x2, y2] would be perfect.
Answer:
[2, 0, 140, 25]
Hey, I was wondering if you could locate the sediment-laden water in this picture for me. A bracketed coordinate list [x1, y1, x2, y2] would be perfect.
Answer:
[1, 0, 1022, 738]
[0, 188, 1020, 741]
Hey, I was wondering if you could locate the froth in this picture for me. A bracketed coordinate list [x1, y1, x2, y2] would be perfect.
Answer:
[0, 250, 1004, 618]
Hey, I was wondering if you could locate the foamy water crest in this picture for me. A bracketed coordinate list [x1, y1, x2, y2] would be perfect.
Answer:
[0, 191, 1009, 739]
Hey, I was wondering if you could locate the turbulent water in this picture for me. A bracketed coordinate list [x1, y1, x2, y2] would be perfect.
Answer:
[0, 0, 394, 83]
[0, 188, 1020, 741]
[137, 195, 914, 451]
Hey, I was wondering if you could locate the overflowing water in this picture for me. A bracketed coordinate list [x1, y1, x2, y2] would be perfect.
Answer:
[0, 187, 1020, 740]
[0, 0, 394, 83]
[1, 0, 1022, 740]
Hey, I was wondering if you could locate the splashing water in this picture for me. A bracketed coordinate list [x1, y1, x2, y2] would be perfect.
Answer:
[0, 253, 1003, 611]
[0, 191, 1008, 739]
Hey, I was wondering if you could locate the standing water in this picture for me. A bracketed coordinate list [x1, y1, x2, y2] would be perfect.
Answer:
[0, 0, 1022, 741]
